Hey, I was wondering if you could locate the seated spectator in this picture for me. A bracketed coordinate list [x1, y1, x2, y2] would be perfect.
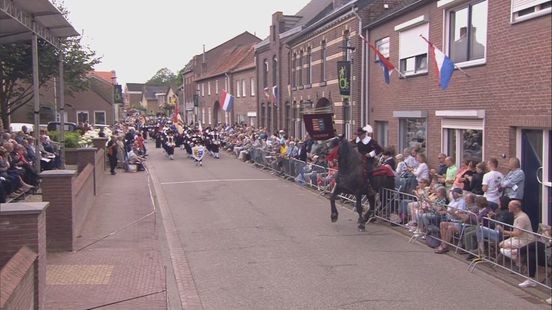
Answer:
[463, 196, 493, 259]
[420, 186, 449, 229]
[430, 153, 448, 185]
[517, 224, 551, 289]
[434, 188, 468, 254]
[403, 178, 431, 232]
[497, 200, 534, 265]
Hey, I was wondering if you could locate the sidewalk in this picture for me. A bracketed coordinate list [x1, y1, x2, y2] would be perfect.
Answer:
[45, 168, 167, 309]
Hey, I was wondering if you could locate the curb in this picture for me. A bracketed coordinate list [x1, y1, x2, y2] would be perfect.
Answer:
[147, 164, 204, 310]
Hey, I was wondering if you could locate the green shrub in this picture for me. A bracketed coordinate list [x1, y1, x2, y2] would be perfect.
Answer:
[48, 131, 82, 148]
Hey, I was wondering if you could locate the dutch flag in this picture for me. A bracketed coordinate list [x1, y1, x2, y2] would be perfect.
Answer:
[421, 35, 455, 90]
[221, 90, 234, 112]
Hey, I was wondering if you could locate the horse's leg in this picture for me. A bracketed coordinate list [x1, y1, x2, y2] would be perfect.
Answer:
[355, 193, 364, 224]
[363, 194, 376, 224]
[330, 185, 339, 222]
[357, 193, 366, 231]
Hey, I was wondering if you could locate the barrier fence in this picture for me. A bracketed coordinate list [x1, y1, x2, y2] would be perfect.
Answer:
[232, 146, 552, 291]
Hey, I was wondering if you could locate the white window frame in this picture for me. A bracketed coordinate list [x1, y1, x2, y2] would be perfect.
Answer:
[208, 82, 211, 95]
[215, 80, 219, 94]
[396, 19, 429, 76]
[201, 83, 205, 96]
[511, 0, 551, 23]
[236, 80, 241, 97]
[250, 78, 255, 96]
[438, 114, 485, 166]
[93, 110, 106, 125]
[444, 0, 488, 68]
[242, 80, 246, 97]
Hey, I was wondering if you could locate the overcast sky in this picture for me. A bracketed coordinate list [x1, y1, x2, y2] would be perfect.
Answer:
[61, 0, 311, 87]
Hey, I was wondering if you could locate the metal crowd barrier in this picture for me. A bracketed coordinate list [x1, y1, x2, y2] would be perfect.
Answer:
[228, 146, 552, 290]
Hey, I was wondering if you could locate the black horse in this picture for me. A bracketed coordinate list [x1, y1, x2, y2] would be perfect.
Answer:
[315, 137, 395, 231]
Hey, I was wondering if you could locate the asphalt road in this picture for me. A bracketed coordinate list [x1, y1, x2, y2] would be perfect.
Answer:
[147, 145, 548, 310]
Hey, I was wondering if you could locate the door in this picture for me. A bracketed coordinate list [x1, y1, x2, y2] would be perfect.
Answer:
[521, 130, 542, 231]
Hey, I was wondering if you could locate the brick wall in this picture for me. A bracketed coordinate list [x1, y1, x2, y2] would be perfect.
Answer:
[0, 203, 49, 310]
[0, 247, 37, 310]
[73, 164, 95, 240]
[366, 1, 552, 170]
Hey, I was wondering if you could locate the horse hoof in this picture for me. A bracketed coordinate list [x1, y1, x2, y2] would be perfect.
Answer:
[358, 224, 366, 232]
[331, 214, 338, 223]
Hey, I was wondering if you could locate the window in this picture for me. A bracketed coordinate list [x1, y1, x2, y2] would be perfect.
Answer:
[447, 0, 487, 64]
[260, 104, 266, 127]
[272, 55, 278, 86]
[263, 59, 269, 88]
[77, 111, 89, 124]
[298, 51, 303, 86]
[398, 23, 429, 75]
[242, 80, 246, 97]
[250, 78, 255, 96]
[94, 111, 106, 125]
[321, 41, 327, 82]
[208, 82, 211, 95]
[306, 47, 312, 85]
[512, 0, 551, 23]
[292, 53, 297, 87]
[236, 81, 240, 97]
[285, 103, 291, 133]
[215, 80, 219, 94]
[375, 37, 390, 60]
[375, 121, 389, 147]
[201, 83, 205, 96]
[399, 118, 426, 154]
[443, 128, 483, 164]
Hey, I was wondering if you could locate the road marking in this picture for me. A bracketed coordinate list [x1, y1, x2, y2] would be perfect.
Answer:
[161, 178, 277, 185]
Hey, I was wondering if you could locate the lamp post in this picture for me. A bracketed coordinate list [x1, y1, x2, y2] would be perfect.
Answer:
[338, 45, 356, 140]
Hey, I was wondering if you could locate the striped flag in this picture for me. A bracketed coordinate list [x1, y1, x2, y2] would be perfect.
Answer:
[220, 90, 234, 112]
[420, 35, 455, 90]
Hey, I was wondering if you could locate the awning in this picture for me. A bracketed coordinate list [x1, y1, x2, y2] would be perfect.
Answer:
[0, 0, 79, 48]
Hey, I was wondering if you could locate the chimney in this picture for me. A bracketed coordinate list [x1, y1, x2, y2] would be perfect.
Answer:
[202, 44, 206, 64]
[201, 45, 207, 74]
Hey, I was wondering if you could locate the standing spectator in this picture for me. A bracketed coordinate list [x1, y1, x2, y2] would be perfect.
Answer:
[296, 141, 308, 162]
[453, 159, 474, 190]
[410, 153, 429, 184]
[431, 153, 448, 185]
[482, 158, 504, 210]
[107, 135, 118, 175]
[500, 157, 525, 207]
[466, 162, 486, 195]
[442, 156, 457, 191]
[404, 147, 419, 169]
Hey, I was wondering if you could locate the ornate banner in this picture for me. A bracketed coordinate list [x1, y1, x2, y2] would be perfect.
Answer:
[303, 113, 335, 140]
[337, 61, 351, 96]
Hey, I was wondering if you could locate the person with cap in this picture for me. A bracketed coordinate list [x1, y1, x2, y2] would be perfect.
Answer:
[355, 124, 383, 182]
[434, 187, 468, 254]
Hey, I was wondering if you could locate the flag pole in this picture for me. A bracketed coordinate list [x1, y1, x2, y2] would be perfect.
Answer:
[419, 34, 470, 78]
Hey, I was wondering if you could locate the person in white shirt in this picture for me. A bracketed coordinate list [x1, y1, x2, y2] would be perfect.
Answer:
[409, 153, 429, 184]
[482, 157, 503, 210]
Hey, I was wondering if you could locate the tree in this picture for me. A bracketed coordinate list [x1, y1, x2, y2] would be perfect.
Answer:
[0, 33, 100, 130]
[146, 67, 177, 86]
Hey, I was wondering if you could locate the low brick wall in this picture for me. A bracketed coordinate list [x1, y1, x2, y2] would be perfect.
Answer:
[41, 146, 106, 252]
[73, 164, 95, 239]
[0, 247, 37, 310]
[0, 203, 49, 310]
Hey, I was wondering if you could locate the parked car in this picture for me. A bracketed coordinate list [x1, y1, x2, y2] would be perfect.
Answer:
[9, 123, 34, 133]
[46, 121, 78, 132]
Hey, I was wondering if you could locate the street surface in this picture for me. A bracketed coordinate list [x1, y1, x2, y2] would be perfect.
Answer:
[148, 146, 549, 310]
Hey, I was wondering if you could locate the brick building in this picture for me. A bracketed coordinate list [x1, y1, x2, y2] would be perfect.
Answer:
[254, 0, 403, 139]
[123, 83, 145, 109]
[363, 0, 551, 225]
[11, 72, 117, 126]
[183, 32, 260, 126]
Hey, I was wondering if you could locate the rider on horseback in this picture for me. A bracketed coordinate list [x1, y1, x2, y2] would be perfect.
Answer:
[355, 125, 383, 194]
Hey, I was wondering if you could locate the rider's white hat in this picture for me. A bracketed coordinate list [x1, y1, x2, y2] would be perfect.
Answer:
[362, 124, 373, 134]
